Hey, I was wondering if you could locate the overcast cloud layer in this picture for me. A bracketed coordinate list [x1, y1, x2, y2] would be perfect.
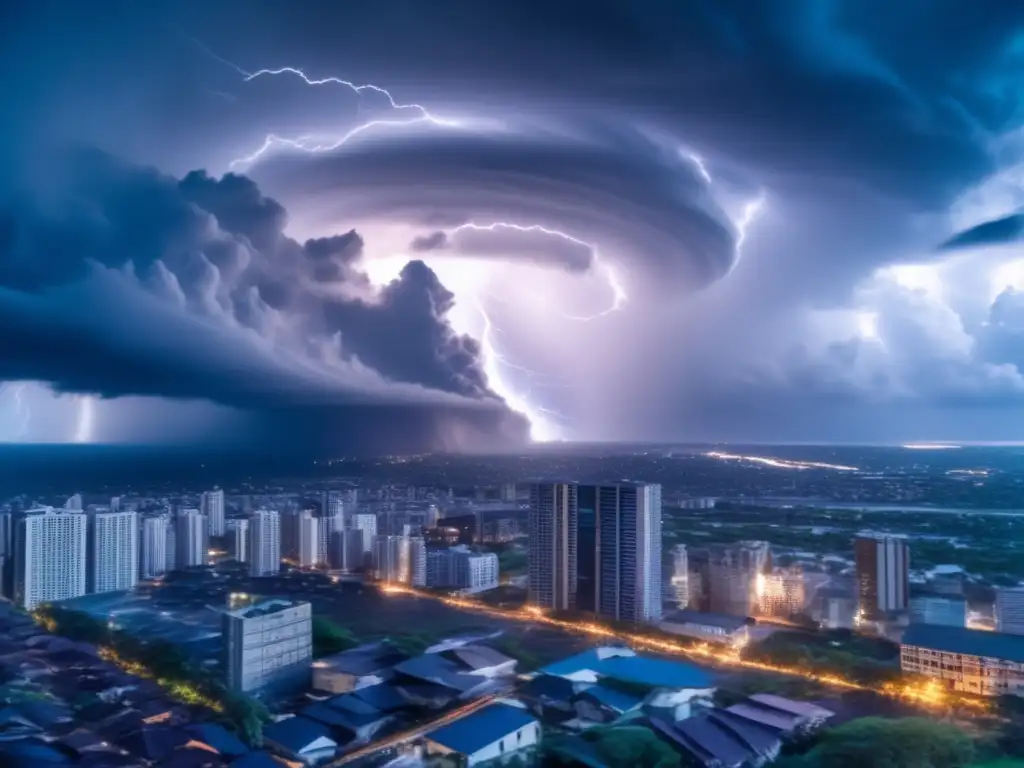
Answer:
[3, 0, 1024, 448]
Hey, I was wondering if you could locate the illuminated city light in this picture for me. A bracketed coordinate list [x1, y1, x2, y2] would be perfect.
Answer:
[379, 583, 985, 712]
[705, 451, 858, 472]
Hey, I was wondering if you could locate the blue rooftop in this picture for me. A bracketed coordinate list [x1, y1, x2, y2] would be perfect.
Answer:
[427, 703, 536, 755]
[902, 624, 1024, 663]
[263, 716, 333, 753]
[540, 647, 713, 690]
[582, 684, 643, 713]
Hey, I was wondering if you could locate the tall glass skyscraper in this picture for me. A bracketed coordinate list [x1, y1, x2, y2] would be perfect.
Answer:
[529, 481, 662, 624]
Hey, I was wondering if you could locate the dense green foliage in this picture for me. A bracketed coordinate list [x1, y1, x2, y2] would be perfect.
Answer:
[743, 629, 901, 686]
[311, 616, 359, 656]
[583, 726, 681, 768]
[34, 605, 269, 745]
[780, 717, 975, 768]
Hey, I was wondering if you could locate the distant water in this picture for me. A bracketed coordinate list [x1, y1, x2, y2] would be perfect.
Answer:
[735, 497, 1024, 517]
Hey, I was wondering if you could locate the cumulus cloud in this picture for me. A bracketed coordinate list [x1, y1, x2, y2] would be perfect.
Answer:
[0, 149, 528, 451]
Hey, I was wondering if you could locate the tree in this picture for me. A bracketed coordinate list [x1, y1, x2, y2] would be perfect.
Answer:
[224, 693, 270, 747]
[793, 717, 975, 768]
[586, 726, 681, 768]
[312, 616, 359, 657]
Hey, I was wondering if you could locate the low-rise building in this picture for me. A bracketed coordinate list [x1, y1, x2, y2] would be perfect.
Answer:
[425, 546, 500, 593]
[659, 609, 749, 648]
[901, 624, 1024, 697]
[909, 595, 967, 628]
[311, 641, 408, 694]
[263, 716, 337, 766]
[424, 701, 540, 767]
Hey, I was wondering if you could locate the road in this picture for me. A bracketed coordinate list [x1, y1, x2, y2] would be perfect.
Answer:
[328, 694, 498, 766]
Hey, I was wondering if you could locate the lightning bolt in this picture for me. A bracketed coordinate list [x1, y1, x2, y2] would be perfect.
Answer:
[681, 150, 713, 184]
[476, 301, 564, 442]
[228, 67, 460, 169]
[0, 383, 31, 440]
[450, 222, 627, 321]
[735, 193, 767, 254]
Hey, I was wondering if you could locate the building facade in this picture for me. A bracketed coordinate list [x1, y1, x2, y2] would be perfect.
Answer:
[351, 514, 378, 554]
[425, 546, 500, 593]
[227, 519, 249, 563]
[249, 509, 281, 577]
[223, 597, 313, 694]
[901, 624, 1024, 697]
[88, 510, 139, 594]
[139, 516, 169, 580]
[14, 508, 88, 610]
[528, 481, 663, 624]
[910, 595, 967, 628]
[297, 511, 319, 568]
[373, 535, 426, 586]
[201, 489, 226, 537]
[759, 567, 806, 619]
[175, 509, 208, 568]
[706, 541, 771, 618]
[996, 588, 1024, 635]
[855, 535, 909, 621]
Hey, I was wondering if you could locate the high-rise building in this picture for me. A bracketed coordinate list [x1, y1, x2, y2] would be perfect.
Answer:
[175, 509, 208, 568]
[65, 494, 83, 511]
[87, 511, 139, 594]
[667, 544, 690, 608]
[110, 496, 122, 513]
[759, 567, 806, 618]
[351, 514, 377, 554]
[528, 482, 578, 612]
[227, 519, 250, 563]
[297, 511, 319, 568]
[249, 510, 281, 577]
[14, 508, 87, 610]
[331, 529, 365, 571]
[529, 481, 663, 624]
[202, 489, 226, 537]
[910, 595, 967, 628]
[707, 541, 771, 617]
[855, 536, 909, 621]
[996, 587, 1024, 635]
[325, 491, 346, 519]
[222, 596, 312, 694]
[318, 514, 345, 566]
[0, 512, 12, 558]
[163, 514, 176, 572]
[425, 546, 499, 593]
[373, 535, 426, 585]
[280, 508, 299, 561]
[140, 516, 169, 580]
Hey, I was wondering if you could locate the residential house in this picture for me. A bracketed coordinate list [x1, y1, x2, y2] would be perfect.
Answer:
[424, 701, 540, 767]
[263, 716, 337, 766]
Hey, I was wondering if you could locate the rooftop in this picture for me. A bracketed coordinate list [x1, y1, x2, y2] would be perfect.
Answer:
[223, 598, 308, 620]
[426, 702, 536, 755]
[902, 624, 1024, 663]
[665, 609, 749, 632]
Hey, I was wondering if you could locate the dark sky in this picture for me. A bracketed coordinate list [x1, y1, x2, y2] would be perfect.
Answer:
[3, 0, 1024, 451]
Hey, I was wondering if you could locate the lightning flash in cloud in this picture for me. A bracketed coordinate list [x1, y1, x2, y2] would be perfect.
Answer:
[0, 383, 31, 440]
[74, 396, 94, 444]
[476, 301, 563, 442]
[228, 66, 460, 168]
[451, 222, 628, 321]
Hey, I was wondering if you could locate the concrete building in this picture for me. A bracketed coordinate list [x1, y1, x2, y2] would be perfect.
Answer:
[373, 535, 426, 585]
[425, 546, 500, 593]
[139, 516, 169, 580]
[529, 481, 663, 624]
[706, 541, 771, 617]
[997, 587, 1024, 635]
[249, 509, 281, 577]
[65, 494, 83, 511]
[812, 587, 857, 630]
[201, 489, 226, 537]
[350, 514, 377, 554]
[297, 511, 319, 568]
[528, 482, 578, 613]
[87, 510, 139, 594]
[175, 509, 208, 568]
[910, 595, 967, 628]
[759, 567, 806, 619]
[222, 596, 313, 694]
[14, 508, 88, 610]
[227, 519, 249, 563]
[660, 609, 749, 648]
[667, 544, 689, 608]
[855, 535, 909, 621]
[317, 514, 345, 567]
[901, 624, 1024, 697]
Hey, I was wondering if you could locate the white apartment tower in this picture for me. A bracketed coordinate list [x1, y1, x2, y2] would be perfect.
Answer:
[227, 519, 249, 563]
[373, 535, 426, 586]
[140, 516, 169, 580]
[175, 509, 208, 568]
[223, 597, 312, 694]
[15, 508, 88, 610]
[249, 509, 281, 577]
[351, 514, 377, 554]
[88, 511, 139, 594]
[202, 488, 226, 537]
[297, 511, 319, 568]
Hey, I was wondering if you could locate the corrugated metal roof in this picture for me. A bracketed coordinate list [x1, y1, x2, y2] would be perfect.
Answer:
[580, 685, 643, 713]
[539, 647, 713, 690]
[426, 703, 536, 756]
[902, 623, 1024, 663]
